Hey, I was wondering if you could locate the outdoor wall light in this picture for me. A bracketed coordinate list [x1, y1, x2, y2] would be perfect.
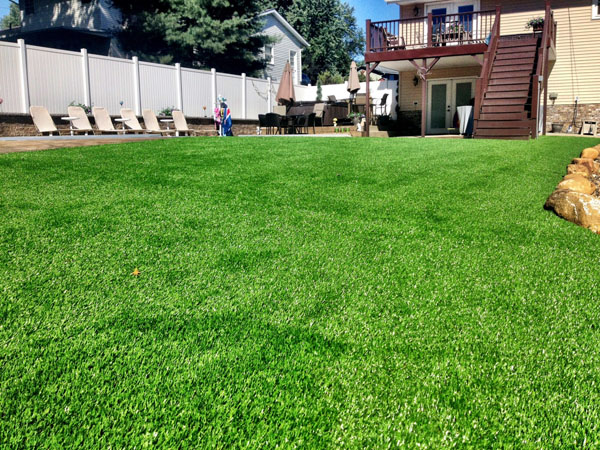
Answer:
[413, 6, 420, 16]
[549, 92, 558, 105]
[413, 75, 419, 86]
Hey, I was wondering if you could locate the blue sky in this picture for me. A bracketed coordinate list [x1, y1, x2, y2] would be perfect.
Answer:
[0, 0, 12, 19]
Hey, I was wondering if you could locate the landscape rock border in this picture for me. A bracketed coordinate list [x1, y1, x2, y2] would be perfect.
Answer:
[545, 145, 600, 234]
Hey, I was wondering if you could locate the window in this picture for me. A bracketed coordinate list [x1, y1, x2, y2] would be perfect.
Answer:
[594, 0, 600, 19]
[264, 45, 274, 65]
[289, 50, 297, 84]
[23, 0, 34, 15]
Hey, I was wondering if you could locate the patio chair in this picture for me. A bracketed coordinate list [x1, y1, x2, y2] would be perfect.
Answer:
[313, 103, 325, 126]
[92, 107, 121, 134]
[293, 114, 307, 134]
[375, 93, 389, 116]
[273, 105, 287, 116]
[29, 106, 59, 136]
[142, 109, 176, 136]
[258, 114, 268, 134]
[172, 110, 201, 136]
[120, 108, 155, 134]
[383, 28, 406, 50]
[67, 106, 94, 135]
[265, 113, 282, 135]
[306, 113, 316, 134]
[327, 95, 337, 104]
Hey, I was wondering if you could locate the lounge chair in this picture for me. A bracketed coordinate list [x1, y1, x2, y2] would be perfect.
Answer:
[120, 108, 150, 134]
[142, 109, 175, 136]
[92, 107, 121, 134]
[172, 110, 202, 136]
[30, 106, 59, 136]
[67, 106, 94, 135]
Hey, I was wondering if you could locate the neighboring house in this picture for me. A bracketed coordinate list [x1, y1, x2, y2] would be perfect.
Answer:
[0, 0, 122, 56]
[258, 9, 309, 85]
[365, 0, 599, 138]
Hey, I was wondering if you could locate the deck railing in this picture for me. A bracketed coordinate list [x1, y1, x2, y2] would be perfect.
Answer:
[367, 9, 497, 53]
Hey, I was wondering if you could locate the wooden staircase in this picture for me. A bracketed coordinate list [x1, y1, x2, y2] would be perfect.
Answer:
[474, 37, 542, 140]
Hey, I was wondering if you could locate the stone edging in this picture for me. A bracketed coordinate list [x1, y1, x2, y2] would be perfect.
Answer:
[545, 144, 600, 233]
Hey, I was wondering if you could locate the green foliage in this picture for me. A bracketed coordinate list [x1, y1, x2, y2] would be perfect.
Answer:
[0, 2, 20, 29]
[317, 70, 344, 86]
[110, 0, 269, 76]
[316, 79, 322, 102]
[68, 101, 91, 115]
[158, 106, 176, 116]
[2, 136, 600, 446]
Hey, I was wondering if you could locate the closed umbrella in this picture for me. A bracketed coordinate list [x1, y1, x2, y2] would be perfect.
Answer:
[347, 61, 361, 115]
[276, 61, 296, 106]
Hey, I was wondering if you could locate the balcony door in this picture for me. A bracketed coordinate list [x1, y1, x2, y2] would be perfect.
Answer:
[427, 78, 475, 134]
[425, 1, 479, 44]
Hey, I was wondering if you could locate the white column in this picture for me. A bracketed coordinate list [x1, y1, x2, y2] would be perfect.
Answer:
[81, 48, 91, 108]
[17, 39, 30, 113]
[297, 50, 302, 86]
[267, 76, 272, 113]
[211, 68, 217, 113]
[241, 73, 247, 119]
[132, 56, 141, 115]
[175, 63, 183, 111]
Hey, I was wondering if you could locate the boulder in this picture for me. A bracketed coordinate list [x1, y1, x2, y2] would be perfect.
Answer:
[545, 190, 600, 233]
[567, 164, 592, 176]
[581, 148, 600, 159]
[571, 158, 599, 174]
[563, 173, 588, 180]
[557, 175, 596, 195]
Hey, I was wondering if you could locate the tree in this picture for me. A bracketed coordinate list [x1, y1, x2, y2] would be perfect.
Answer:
[110, 0, 269, 76]
[317, 70, 344, 86]
[1, 2, 20, 30]
[276, 0, 365, 83]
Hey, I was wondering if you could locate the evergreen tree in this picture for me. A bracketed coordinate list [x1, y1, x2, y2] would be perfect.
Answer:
[110, 0, 269, 76]
[1, 2, 20, 30]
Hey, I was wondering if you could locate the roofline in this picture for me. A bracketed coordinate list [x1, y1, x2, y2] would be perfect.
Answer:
[258, 9, 310, 48]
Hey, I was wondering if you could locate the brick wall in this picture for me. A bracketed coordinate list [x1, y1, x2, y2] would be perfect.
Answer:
[0, 114, 259, 137]
[546, 103, 600, 133]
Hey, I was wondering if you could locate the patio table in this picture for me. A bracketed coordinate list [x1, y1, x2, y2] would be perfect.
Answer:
[60, 116, 79, 136]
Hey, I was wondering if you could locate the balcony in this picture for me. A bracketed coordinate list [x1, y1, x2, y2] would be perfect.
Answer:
[365, 8, 500, 63]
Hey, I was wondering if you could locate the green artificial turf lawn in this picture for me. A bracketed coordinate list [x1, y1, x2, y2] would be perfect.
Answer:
[2, 136, 600, 448]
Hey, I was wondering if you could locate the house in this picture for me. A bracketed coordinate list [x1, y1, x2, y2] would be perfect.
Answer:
[0, 0, 122, 56]
[365, 0, 598, 138]
[258, 9, 310, 85]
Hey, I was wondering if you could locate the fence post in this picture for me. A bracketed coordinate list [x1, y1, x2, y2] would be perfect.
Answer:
[81, 48, 91, 108]
[17, 39, 30, 113]
[132, 56, 141, 115]
[175, 63, 183, 111]
[241, 73, 247, 119]
[267, 76, 272, 113]
[211, 68, 217, 113]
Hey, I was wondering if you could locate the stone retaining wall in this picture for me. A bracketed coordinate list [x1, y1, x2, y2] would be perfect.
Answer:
[546, 103, 600, 134]
[0, 114, 259, 137]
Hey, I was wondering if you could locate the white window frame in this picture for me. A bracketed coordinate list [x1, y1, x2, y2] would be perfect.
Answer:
[289, 50, 298, 85]
[593, 0, 600, 19]
[264, 45, 275, 65]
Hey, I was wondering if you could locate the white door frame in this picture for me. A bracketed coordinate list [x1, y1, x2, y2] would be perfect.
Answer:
[425, 0, 480, 44]
[427, 77, 477, 134]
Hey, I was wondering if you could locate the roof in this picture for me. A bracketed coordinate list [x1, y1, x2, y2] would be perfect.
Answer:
[258, 9, 310, 48]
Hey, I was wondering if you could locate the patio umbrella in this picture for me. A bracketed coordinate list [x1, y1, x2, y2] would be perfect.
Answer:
[276, 61, 296, 106]
[347, 61, 360, 95]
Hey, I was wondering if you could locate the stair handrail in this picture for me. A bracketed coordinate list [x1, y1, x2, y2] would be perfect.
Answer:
[474, 5, 501, 123]
[532, 1, 553, 137]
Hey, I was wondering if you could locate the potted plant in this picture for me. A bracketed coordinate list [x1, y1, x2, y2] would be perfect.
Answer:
[348, 112, 364, 126]
[551, 123, 564, 133]
[526, 17, 544, 33]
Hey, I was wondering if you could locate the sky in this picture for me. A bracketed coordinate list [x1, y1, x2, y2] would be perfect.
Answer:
[0, 0, 398, 28]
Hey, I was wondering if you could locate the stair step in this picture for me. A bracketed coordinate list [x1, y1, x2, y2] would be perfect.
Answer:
[498, 39, 538, 48]
[494, 57, 535, 66]
[496, 51, 537, 60]
[487, 83, 530, 92]
[479, 112, 528, 121]
[497, 45, 538, 54]
[476, 128, 532, 137]
[492, 64, 534, 73]
[488, 77, 532, 86]
[476, 120, 533, 129]
[485, 90, 530, 99]
[481, 105, 528, 114]
[482, 97, 528, 106]
[490, 70, 532, 79]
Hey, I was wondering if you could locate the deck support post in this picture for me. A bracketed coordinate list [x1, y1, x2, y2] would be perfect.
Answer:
[365, 62, 379, 137]
[409, 57, 440, 137]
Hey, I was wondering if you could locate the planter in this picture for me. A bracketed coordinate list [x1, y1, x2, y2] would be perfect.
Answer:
[533, 24, 544, 33]
[551, 123, 563, 133]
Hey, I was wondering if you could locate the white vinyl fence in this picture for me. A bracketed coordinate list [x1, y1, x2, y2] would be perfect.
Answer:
[0, 39, 396, 120]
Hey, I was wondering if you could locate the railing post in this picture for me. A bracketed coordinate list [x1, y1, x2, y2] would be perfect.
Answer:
[366, 20, 371, 53]
[132, 56, 141, 115]
[427, 13, 433, 47]
[81, 48, 91, 108]
[241, 73, 247, 119]
[495, 5, 501, 34]
[17, 39, 30, 113]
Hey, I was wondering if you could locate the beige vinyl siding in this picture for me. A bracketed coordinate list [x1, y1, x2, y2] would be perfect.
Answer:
[481, 0, 600, 105]
[399, 66, 480, 111]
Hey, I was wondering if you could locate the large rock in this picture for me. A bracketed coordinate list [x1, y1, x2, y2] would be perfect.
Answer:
[563, 173, 589, 180]
[581, 148, 600, 159]
[545, 189, 600, 233]
[571, 158, 600, 174]
[567, 164, 592, 176]
[557, 174, 596, 195]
